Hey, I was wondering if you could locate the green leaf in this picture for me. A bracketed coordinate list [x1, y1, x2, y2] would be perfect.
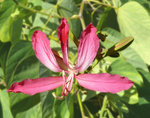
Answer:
[125, 69, 150, 118]
[9, 91, 41, 117]
[0, 89, 13, 118]
[40, 91, 55, 118]
[108, 85, 139, 104]
[97, 8, 119, 30]
[102, 27, 125, 49]
[60, 100, 70, 118]
[15, 103, 42, 118]
[12, 55, 40, 83]
[120, 47, 148, 72]
[53, 95, 74, 118]
[0, 0, 16, 42]
[97, 7, 112, 30]
[110, 98, 129, 114]
[118, 85, 138, 104]
[81, 90, 99, 102]
[108, 58, 143, 86]
[117, 1, 150, 65]
[11, 94, 40, 117]
[5, 41, 36, 87]
[0, 42, 11, 70]
[11, 18, 23, 44]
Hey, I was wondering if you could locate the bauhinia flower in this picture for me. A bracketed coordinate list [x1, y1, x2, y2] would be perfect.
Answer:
[7, 18, 133, 96]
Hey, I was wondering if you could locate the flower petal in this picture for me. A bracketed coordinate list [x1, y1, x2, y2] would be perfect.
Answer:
[76, 73, 134, 93]
[32, 30, 62, 72]
[75, 24, 99, 72]
[58, 18, 69, 65]
[7, 77, 63, 95]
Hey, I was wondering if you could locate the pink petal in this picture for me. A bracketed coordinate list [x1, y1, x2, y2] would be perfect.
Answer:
[75, 24, 99, 72]
[32, 30, 62, 72]
[58, 18, 69, 65]
[76, 73, 134, 93]
[7, 77, 63, 95]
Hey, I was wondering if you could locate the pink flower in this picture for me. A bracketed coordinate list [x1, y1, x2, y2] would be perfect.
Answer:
[7, 18, 133, 96]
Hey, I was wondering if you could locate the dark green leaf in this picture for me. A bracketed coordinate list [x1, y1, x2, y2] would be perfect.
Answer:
[108, 58, 143, 86]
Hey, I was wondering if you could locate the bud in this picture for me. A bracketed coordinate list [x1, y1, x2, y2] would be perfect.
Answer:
[114, 37, 134, 51]
[71, 15, 79, 19]
[106, 37, 134, 57]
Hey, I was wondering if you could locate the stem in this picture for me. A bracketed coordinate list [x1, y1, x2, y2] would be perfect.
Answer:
[0, 81, 6, 88]
[87, 0, 117, 9]
[104, 0, 111, 6]
[80, 18, 86, 30]
[99, 96, 108, 117]
[13, 0, 62, 18]
[77, 92, 86, 118]
[84, 104, 94, 118]
[87, 1, 96, 11]
[42, 15, 52, 30]
[79, 0, 86, 29]
[111, 0, 116, 6]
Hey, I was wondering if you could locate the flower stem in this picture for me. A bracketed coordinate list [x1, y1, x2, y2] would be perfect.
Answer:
[77, 92, 86, 118]
[13, 0, 62, 19]
[79, 0, 86, 29]
[87, 0, 117, 9]
[99, 95, 108, 117]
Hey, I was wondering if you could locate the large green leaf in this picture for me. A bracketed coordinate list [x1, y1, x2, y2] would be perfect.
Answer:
[108, 58, 143, 86]
[0, 42, 11, 70]
[0, 89, 13, 118]
[117, 1, 150, 65]
[15, 103, 42, 118]
[11, 18, 23, 44]
[5, 41, 38, 87]
[9, 92, 41, 117]
[0, 0, 16, 42]
[97, 8, 119, 30]
[40, 91, 55, 118]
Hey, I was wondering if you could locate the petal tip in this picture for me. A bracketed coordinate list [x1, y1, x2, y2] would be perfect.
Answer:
[61, 18, 68, 23]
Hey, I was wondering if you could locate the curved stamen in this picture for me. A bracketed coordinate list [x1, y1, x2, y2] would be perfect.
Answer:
[61, 70, 75, 96]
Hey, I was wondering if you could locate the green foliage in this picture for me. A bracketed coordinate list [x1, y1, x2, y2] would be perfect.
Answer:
[0, 0, 150, 118]
[0, 90, 13, 118]
[117, 1, 150, 65]
[0, 0, 16, 42]
[108, 58, 143, 86]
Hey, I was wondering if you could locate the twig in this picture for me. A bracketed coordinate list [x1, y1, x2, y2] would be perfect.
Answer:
[13, 0, 62, 18]
[77, 92, 86, 118]
[78, 0, 86, 29]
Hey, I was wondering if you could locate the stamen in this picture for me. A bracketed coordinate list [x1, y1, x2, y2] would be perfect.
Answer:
[61, 70, 75, 96]
[52, 92, 64, 100]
